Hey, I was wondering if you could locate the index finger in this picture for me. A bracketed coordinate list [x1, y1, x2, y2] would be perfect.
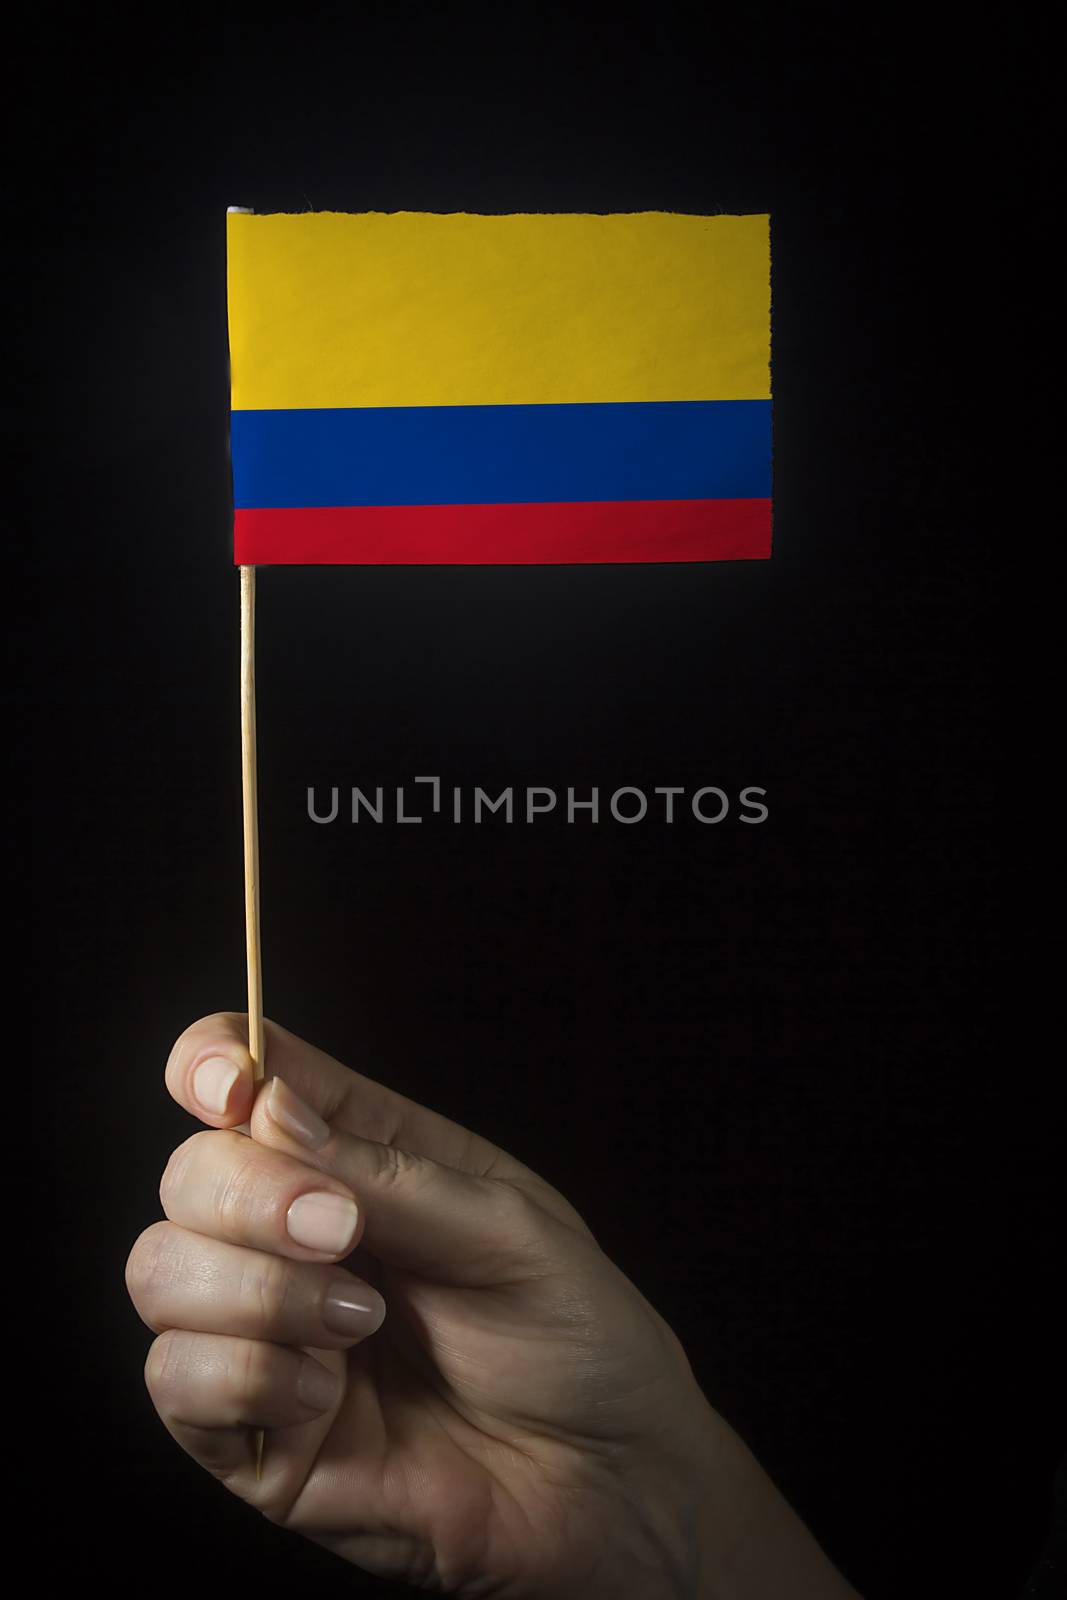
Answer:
[165, 1012, 520, 1180]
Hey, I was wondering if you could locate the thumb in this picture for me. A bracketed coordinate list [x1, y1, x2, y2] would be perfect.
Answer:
[251, 1075, 564, 1287]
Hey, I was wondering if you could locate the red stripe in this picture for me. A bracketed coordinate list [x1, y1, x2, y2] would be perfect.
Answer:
[234, 499, 772, 565]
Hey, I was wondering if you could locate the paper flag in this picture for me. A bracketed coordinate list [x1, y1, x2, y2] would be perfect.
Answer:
[226, 210, 771, 564]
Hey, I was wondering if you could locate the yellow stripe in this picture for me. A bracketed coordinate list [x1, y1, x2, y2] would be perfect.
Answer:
[227, 210, 770, 410]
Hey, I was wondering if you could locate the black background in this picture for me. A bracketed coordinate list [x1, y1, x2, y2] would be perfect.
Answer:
[28, 5, 1059, 1597]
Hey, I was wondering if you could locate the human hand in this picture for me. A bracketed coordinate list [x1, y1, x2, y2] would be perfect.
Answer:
[126, 1015, 858, 1599]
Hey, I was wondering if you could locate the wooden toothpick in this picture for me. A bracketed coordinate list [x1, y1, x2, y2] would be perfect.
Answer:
[240, 564, 267, 1480]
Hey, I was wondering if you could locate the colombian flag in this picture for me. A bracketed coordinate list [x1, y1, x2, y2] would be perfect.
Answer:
[227, 210, 771, 565]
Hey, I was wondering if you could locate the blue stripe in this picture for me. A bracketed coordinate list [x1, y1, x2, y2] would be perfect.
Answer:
[231, 400, 771, 508]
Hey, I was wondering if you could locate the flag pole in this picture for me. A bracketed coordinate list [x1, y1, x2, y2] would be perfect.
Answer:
[240, 562, 267, 1480]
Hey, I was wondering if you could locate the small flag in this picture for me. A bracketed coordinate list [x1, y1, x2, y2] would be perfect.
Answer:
[226, 210, 771, 565]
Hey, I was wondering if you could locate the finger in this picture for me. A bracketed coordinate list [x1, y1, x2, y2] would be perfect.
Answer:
[167, 1012, 589, 1233]
[159, 1128, 364, 1264]
[165, 1013, 257, 1129]
[126, 1221, 386, 1348]
[249, 1075, 580, 1286]
[168, 1012, 525, 1176]
[144, 1329, 342, 1474]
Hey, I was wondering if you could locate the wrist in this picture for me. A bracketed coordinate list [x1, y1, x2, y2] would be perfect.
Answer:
[606, 1392, 860, 1600]
[685, 1413, 862, 1600]
[587, 1393, 729, 1600]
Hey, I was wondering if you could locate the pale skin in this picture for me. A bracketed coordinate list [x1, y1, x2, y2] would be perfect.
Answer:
[125, 1014, 861, 1599]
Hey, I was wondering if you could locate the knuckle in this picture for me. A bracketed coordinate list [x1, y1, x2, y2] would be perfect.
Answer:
[373, 1142, 427, 1195]
[486, 1182, 554, 1267]
[241, 1253, 293, 1330]
[125, 1221, 170, 1305]
[164, 1022, 196, 1080]
[490, 1179, 538, 1232]
[144, 1329, 185, 1404]
[165, 1016, 212, 1079]
[231, 1336, 274, 1408]
[172, 1012, 237, 1057]
[158, 1149, 182, 1214]
[214, 1147, 261, 1234]
[158, 1129, 211, 1212]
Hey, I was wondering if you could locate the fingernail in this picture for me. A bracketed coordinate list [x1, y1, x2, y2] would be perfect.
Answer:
[296, 1358, 342, 1413]
[287, 1191, 359, 1254]
[323, 1281, 386, 1338]
[266, 1076, 330, 1151]
[192, 1056, 240, 1115]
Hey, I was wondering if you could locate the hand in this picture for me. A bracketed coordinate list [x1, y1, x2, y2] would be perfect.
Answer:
[126, 1014, 859, 1599]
